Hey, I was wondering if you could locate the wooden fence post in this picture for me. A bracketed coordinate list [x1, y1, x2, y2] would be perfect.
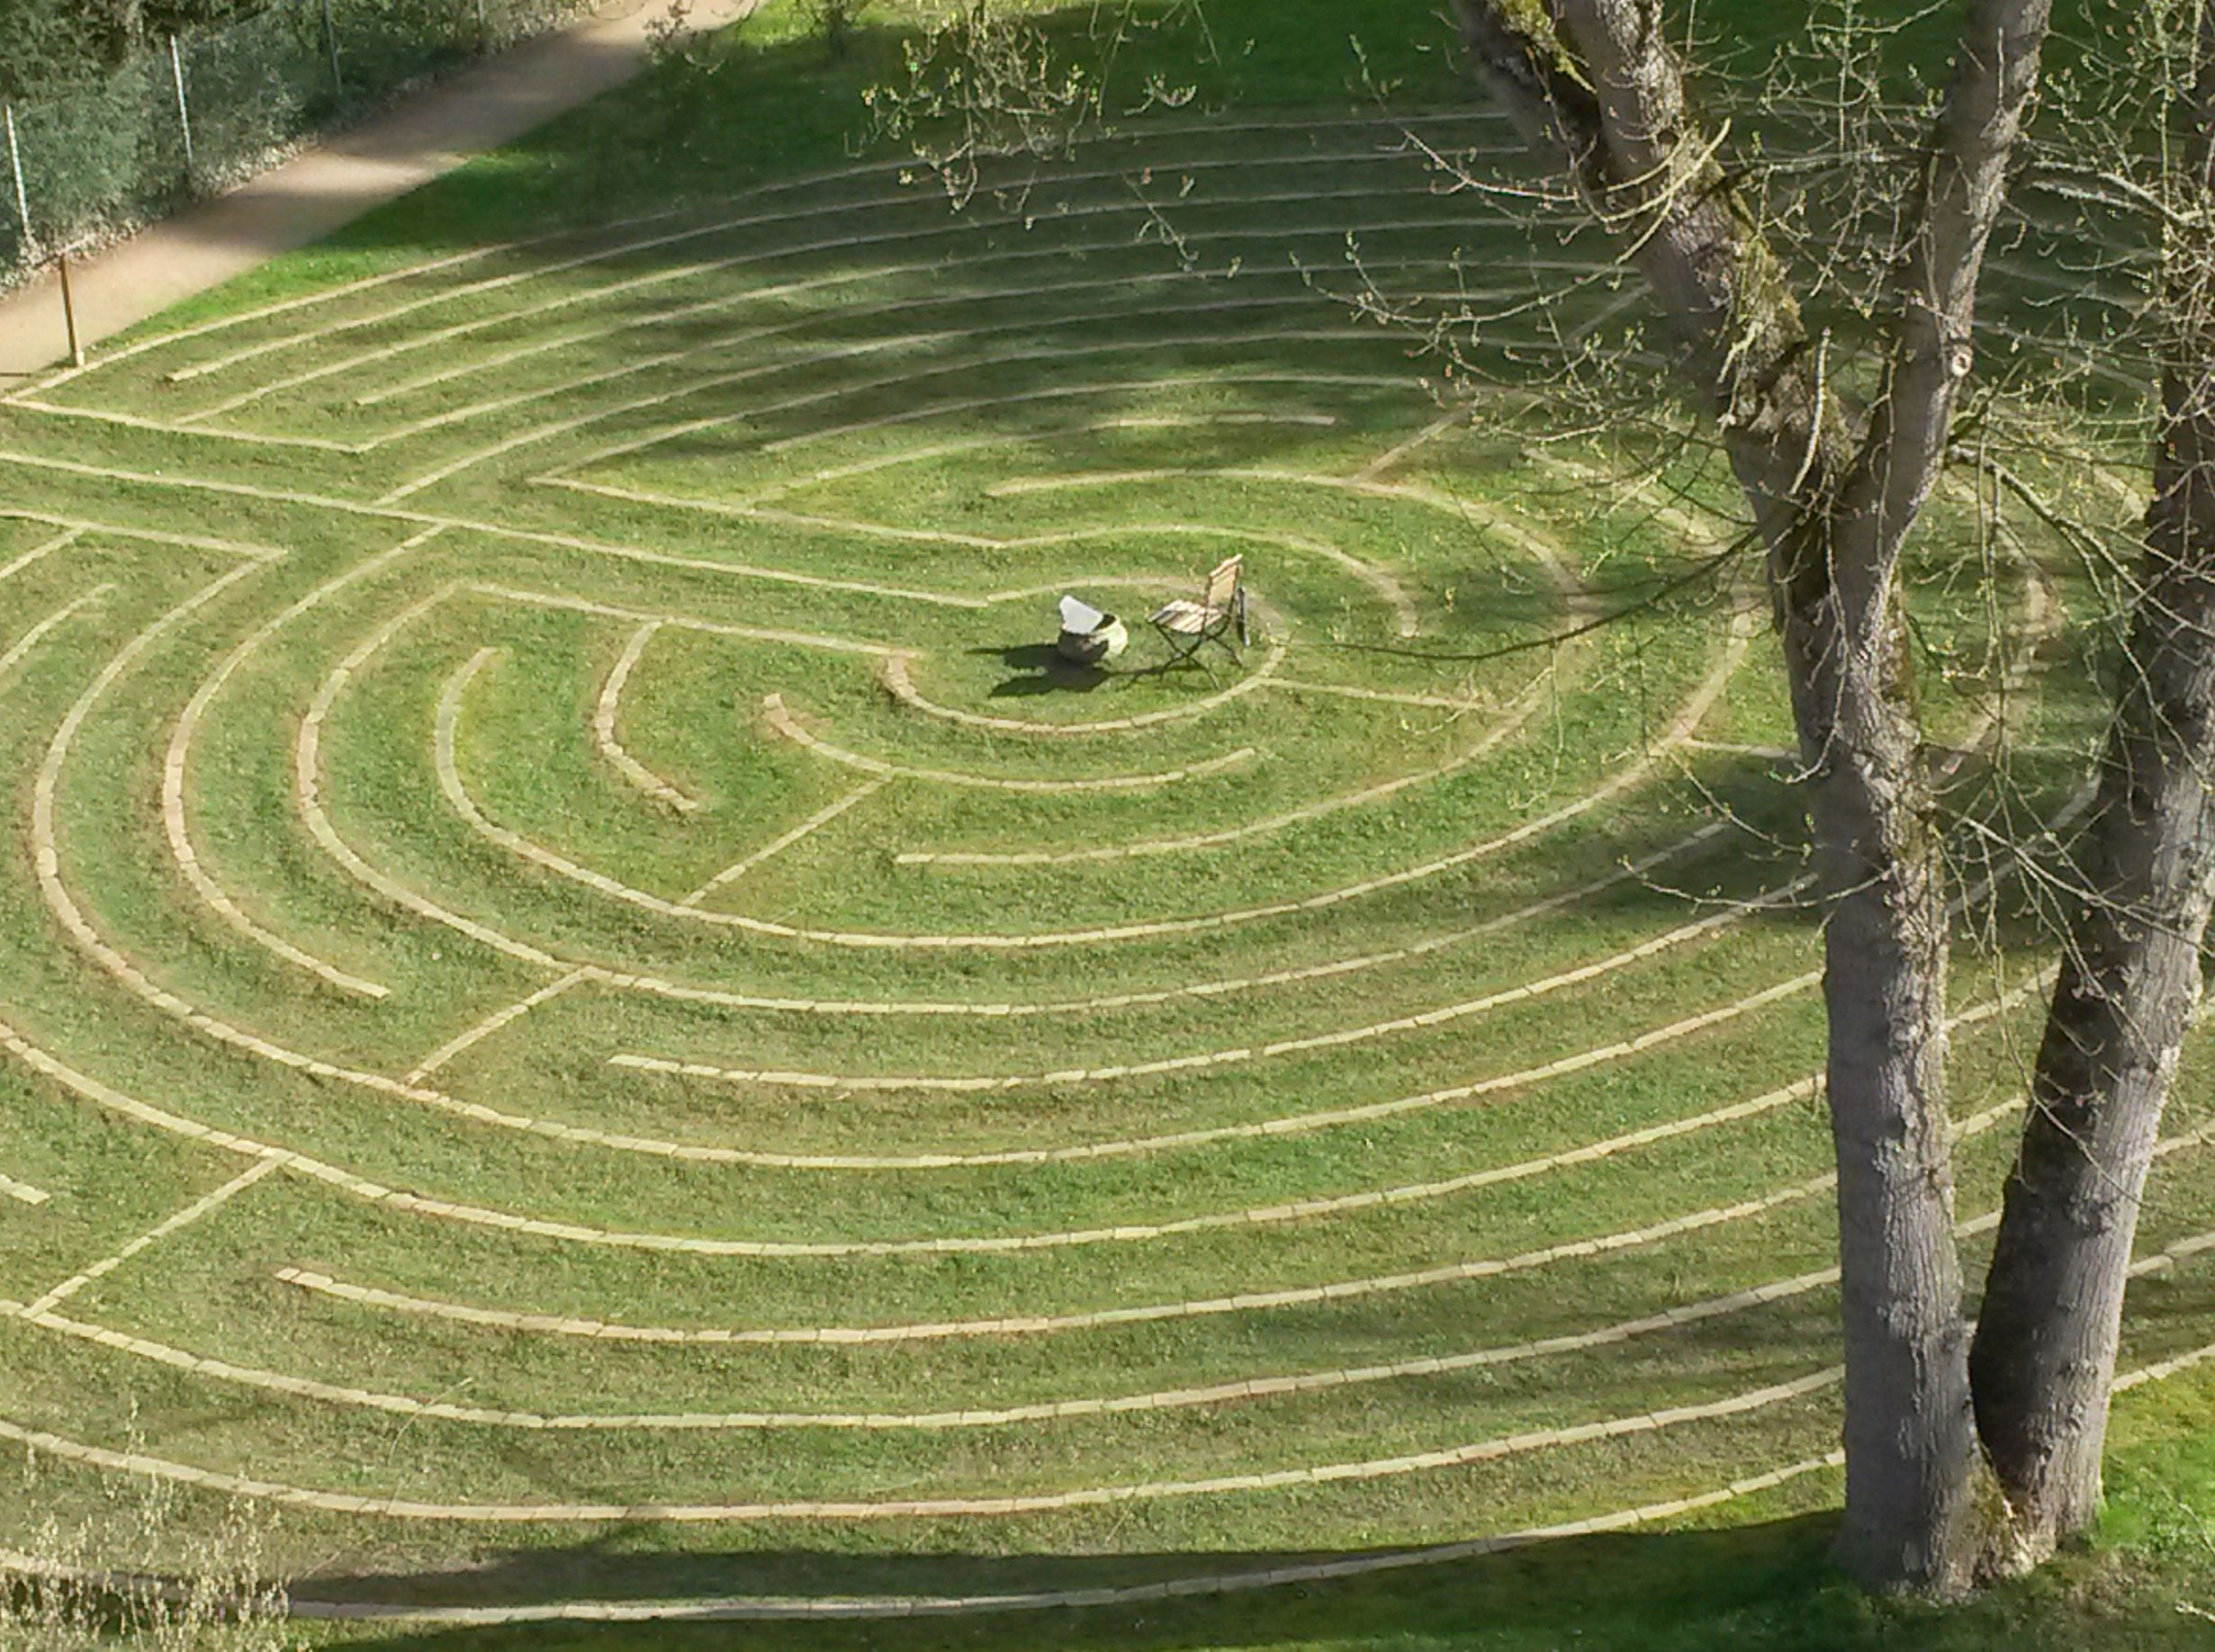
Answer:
[57, 249, 83, 368]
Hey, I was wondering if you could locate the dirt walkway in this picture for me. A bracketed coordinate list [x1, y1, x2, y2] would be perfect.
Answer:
[0, 0, 747, 378]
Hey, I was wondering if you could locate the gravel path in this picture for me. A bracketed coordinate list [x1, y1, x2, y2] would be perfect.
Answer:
[0, 0, 749, 377]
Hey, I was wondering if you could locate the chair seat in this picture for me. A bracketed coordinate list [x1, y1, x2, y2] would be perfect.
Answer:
[1149, 599, 1218, 633]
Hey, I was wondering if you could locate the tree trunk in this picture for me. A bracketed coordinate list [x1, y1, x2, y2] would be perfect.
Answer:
[1799, 629, 1977, 1590]
[1771, 499, 1981, 1592]
[1969, 727, 2215, 1555]
[1453, 0, 2049, 1595]
[1971, 8, 2215, 1548]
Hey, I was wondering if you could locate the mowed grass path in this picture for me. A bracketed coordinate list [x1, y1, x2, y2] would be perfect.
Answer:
[0, 0, 2205, 1635]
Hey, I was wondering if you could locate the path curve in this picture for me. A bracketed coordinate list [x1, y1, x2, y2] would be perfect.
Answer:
[0, 0, 754, 377]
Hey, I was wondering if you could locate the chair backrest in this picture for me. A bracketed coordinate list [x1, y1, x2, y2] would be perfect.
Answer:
[1202, 554, 1243, 613]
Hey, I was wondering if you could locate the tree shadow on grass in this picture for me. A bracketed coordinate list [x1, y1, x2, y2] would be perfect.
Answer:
[288, 1506, 2201, 1652]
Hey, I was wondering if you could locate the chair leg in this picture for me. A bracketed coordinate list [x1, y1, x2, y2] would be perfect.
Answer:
[1149, 624, 1202, 675]
[1148, 622, 1234, 680]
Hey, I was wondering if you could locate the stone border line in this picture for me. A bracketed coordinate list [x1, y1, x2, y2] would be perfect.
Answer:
[878, 640, 1290, 737]
[58, 1308, 2215, 1634]
[1352, 406, 1475, 484]
[340, 231, 1481, 466]
[0, 507, 289, 564]
[1265, 677, 1533, 709]
[0, 1174, 50, 1206]
[284, 1172, 1842, 1330]
[1679, 737, 1793, 760]
[168, 148, 1500, 416]
[369, 209, 1521, 490]
[0, 974, 2038, 1274]
[473, 582, 905, 656]
[266, 1039, 2051, 1343]
[0, 399, 365, 453]
[610, 884, 1818, 1096]
[0, 524, 81, 582]
[6, 1451, 1850, 1627]
[761, 692, 1260, 792]
[280, 565, 1744, 956]
[743, 412, 1338, 512]
[619, 357, 1413, 480]
[679, 780, 887, 909]
[24, 575, 1791, 1217]
[36, 578, 2044, 1241]
[0, 585, 114, 682]
[370, 241, 1468, 470]
[19, 1257, 1858, 1433]
[159, 534, 440, 1001]
[382, 822, 1730, 1146]
[55, 1159, 2215, 1438]
[402, 969, 594, 1086]
[0, 1092, 2097, 1528]
[11, 110, 1500, 395]
[14, 1159, 277, 1319]
[0, 450, 995, 612]
[385, 817, 1729, 1034]
[591, 623, 701, 813]
[0, 1367, 1847, 1523]
[891, 669, 1551, 866]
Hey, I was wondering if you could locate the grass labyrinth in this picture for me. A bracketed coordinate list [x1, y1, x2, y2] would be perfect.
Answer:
[0, 98, 2209, 1621]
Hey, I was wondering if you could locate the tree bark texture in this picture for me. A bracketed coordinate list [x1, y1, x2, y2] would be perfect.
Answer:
[1454, 0, 2049, 1594]
[1971, 0, 2215, 1561]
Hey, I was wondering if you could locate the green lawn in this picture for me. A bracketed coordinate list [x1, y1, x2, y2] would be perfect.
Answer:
[0, 0, 2206, 1646]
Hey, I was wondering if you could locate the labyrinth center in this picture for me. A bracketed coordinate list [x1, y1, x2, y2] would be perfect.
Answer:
[1, 112, 2211, 1611]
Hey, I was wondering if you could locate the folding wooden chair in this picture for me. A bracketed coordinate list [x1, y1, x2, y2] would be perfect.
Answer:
[1148, 554, 1247, 678]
